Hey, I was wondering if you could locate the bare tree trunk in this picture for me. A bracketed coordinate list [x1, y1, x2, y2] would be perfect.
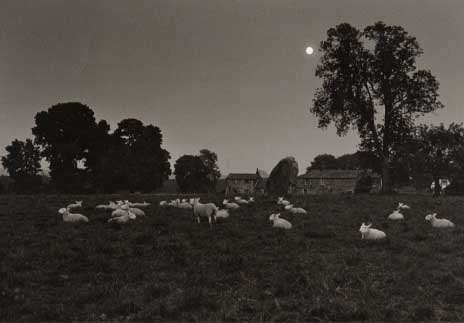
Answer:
[433, 176, 441, 197]
[380, 158, 394, 194]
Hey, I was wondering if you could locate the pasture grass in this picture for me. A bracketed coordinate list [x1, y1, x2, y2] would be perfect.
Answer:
[1, 193, 464, 321]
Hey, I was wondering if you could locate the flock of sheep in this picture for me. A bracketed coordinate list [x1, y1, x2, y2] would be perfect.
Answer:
[359, 202, 455, 240]
[57, 196, 456, 240]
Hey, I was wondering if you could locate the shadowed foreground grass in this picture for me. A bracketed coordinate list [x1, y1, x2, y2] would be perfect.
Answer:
[1, 194, 464, 322]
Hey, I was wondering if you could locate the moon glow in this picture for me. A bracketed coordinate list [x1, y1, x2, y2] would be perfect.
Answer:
[305, 46, 314, 55]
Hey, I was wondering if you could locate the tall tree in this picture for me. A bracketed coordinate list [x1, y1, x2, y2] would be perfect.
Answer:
[307, 154, 339, 172]
[113, 119, 171, 192]
[311, 22, 443, 193]
[199, 149, 221, 188]
[174, 149, 221, 193]
[1, 139, 42, 193]
[32, 102, 102, 192]
[414, 123, 464, 196]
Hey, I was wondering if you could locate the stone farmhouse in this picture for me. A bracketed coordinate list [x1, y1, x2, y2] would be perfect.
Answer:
[296, 169, 381, 194]
[225, 169, 265, 196]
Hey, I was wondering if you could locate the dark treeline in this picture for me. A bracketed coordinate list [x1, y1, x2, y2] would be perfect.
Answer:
[307, 122, 464, 195]
[1, 102, 220, 194]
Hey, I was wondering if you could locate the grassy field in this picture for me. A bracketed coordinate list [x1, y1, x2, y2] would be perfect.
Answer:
[2, 193, 464, 322]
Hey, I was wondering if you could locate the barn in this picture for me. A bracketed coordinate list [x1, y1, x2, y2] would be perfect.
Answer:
[296, 169, 381, 194]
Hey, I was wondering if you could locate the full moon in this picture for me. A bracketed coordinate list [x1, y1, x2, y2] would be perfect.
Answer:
[305, 46, 314, 55]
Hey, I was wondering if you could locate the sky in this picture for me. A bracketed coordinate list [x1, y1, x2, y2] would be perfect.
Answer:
[1, 0, 464, 176]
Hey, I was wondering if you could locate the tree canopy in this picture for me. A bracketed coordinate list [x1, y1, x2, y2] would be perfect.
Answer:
[311, 22, 443, 192]
[1, 139, 42, 193]
[174, 149, 221, 193]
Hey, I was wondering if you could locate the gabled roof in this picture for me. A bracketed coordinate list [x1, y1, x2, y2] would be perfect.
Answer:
[299, 169, 381, 179]
[226, 173, 260, 180]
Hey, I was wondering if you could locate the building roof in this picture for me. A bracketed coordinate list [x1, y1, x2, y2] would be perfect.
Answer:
[226, 173, 260, 180]
[298, 169, 381, 179]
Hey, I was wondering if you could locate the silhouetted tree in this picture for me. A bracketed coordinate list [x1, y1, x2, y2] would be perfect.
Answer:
[307, 154, 338, 172]
[1, 139, 42, 193]
[32, 102, 102, 193]
[311, 22, 443, 193]
[414, 123, 464, 196]
[199, 149, 221, 188]
[113, 119, 171, 192]
[174, 149, 221, 193]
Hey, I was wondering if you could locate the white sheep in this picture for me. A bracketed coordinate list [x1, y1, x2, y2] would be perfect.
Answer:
[425, 213, 455, 228]
[359, 223, 386, 240]
[58, 207, 89, 223]
[67, 200, 83, 209]
[388, 209, 404, 220]
[398, 202, 410, 210]
[178, 201, 193, 209]
[128, 201, 151, 208]
[284, 204, 293, 210]
[215, 209, 230, 219]
[108, 211, 136, 224]
[223, 199, 240, 209]
[269, 213, 292, 230]
[277, 197, 290, 206]
[129, 207, 145, 217]
[190, 198, 217, 227]
[159, 201, 167, 206]
[288, 205, 307, 214]
[235, 197, 249, 204]
[111, 204, 131, 218]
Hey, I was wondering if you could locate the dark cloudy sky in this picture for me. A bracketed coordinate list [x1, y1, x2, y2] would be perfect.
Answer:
[1, 0, 463, 175]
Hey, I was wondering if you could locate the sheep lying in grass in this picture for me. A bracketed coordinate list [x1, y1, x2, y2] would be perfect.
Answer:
[234, 196, 249, 204]
[223, 199, 240, 210]
[398, 202, 410, 210]
[277, 197, 290, 206]
[359, 223, 386, 240]
[287, 205, 307, 214]
[425, 213, 455, 228]
[388, 209, 404, 220]
[127, 201, 150, 208]
[129, 207, 145, 217]
[108, 211, 136, 224]
[67, 200, 83, 209]
[58, 208, 89, 223]
[215, 209, 229, 219]
[159, 201, 167, 206]
[269, 213, 292, 230]
[111, 204, 131, 218]
[190, 198, 217, 227]
[178, 201, 193, 209]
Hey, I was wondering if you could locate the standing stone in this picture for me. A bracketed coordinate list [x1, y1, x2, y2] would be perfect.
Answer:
[266, 156, 299, 196]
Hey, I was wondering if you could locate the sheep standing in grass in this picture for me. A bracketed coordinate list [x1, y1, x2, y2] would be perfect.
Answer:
[190, 198, 217, 227]
[223, 199, 240, 210]
[67, 200, 83, 209]
[425, 213, 455, 228]
[388, 209, 404, 220]
[58, 208, 89, 223]
[269, 213, 292, 230]
[359, 223, 386, 240]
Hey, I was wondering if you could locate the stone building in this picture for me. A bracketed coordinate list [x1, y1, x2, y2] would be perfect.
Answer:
[296, 169, 381, 194]
[225, 169, 265, 196]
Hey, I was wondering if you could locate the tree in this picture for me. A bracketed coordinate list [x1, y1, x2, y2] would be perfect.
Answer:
[32, 102, 102, 193]
[1, 139, 42, 193]
[414, 123, 464, 196]
[199, 149, 221, 188]
[311, 22, 443, 193]
[113, 119, 171, 192]
[174, 149, 221, 193]
[307, 154, 338, 172]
